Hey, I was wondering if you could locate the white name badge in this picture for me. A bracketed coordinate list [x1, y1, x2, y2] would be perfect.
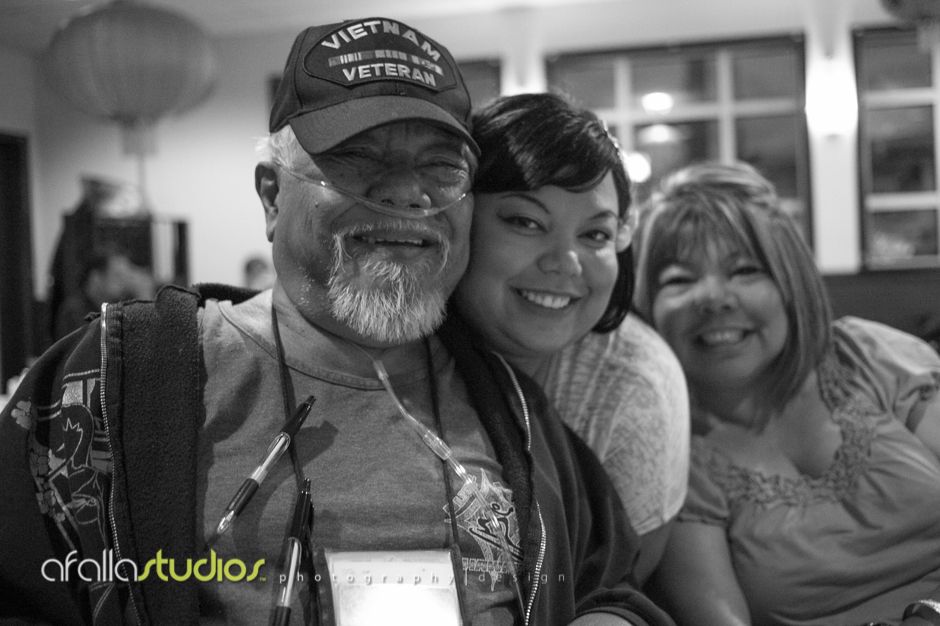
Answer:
[324, 550, 462, 626]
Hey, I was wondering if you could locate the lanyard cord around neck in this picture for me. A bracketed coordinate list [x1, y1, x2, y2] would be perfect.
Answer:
[270, 302, 458, 531]
[269, 304, 523, 617]
[270, 304, 319, 625]
[270, 305, 461, 602]
[269, 305, 457, 530]
[423, 340, 466, 556]
[270, 305, 306, 493]
[419, 340, 471, 620]
[370, 343, 526, 614]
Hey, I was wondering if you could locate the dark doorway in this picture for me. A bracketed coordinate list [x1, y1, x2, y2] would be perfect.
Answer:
[0, 133, 35, 390]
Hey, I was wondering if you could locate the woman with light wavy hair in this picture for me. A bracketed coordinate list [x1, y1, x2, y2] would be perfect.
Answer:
[638, 161, 940, 626]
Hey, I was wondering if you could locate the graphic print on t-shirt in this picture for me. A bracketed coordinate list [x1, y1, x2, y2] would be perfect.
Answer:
[447, 469, 523, 591]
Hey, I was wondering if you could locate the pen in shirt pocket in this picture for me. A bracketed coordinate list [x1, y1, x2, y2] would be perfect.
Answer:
[273, 477, 313, 626]
[215, 395, 316, 538]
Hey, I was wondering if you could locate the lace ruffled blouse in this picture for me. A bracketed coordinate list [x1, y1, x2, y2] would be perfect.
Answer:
[682, 317, 940, 626]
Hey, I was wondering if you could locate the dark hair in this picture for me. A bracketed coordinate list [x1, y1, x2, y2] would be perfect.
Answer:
[633, 161, 832, 424]
[471, 92, 633, 333]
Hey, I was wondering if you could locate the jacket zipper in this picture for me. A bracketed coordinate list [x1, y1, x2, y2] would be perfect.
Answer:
[99, 303, 143, 625]
[528, 505, 547, 626]
[494, 354, 546, 626]
[494, 354, 532, 451]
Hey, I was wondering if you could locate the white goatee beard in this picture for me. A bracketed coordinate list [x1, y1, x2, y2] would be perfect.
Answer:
[326, 223, 451, 344]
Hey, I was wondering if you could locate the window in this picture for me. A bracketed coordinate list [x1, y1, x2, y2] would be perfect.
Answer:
[546, 37, 810, 241]
[457, 59, 501, 110]
[856, 27, 940, 268]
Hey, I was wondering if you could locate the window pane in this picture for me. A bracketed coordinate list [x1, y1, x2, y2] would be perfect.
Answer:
[548, 38, 807, 243]
[458, 59, 501, 109]
[736, 114, 807, 238]
[868, 209, 939, 264]
[732, 46, 798, 100]
[546, 56, 616, 109]
[633, 120, 719, 199]
[736, 115, 799, 197]
[631, 51, 716, 108]
[857, 29, 931, 91]
[866, 105, 936, 193]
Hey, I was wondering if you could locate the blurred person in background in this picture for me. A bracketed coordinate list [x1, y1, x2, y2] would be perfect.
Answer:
[243, 254, 276, 291]
[53, 249, 155, 340]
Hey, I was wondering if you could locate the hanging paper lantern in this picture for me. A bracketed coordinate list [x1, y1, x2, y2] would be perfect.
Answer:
[42, 0, 217, 127]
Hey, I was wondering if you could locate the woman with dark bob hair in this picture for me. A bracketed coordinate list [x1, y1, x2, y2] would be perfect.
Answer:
[454, 92, 690, 584]
[636, 161, 940, 626]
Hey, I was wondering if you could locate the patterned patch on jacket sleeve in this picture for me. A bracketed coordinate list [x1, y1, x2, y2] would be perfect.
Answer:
[28, 400, 67, 528]
[11, 399, 32, 429]
[29, 371, 112, 550]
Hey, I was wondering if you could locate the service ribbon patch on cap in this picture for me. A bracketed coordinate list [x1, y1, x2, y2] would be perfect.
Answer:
[303, 18, 458, 93]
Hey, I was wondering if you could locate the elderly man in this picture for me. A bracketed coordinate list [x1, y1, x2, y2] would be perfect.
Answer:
[0, 17, 673, 626]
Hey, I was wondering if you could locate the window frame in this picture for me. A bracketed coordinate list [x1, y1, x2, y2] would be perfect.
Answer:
[456, 58, 502, 110]
[546, 35, 812, 246]
[855, 25, 940, 269]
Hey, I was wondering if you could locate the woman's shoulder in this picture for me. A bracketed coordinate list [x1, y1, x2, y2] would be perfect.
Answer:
[613, 312, 678, 357]
[547, 315, 691, 533]
[832, 316, 937, 356]
[546, 314, 688, 420]
[556, 313, 684, 379]
[827, 315, 940, 421]
[829, 316, 940, 384]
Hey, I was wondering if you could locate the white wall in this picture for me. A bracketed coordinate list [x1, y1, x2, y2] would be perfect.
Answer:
[0, 47, 35, 134]
[31, 32, 293, 293]
[9, 0, 899, 298]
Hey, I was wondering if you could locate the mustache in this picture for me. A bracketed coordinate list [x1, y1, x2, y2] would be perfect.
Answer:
[333, 219, 452, 275]
[335, 219, 448, 246]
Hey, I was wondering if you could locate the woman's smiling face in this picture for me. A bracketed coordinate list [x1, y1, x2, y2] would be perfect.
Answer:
[650, 240, 789, 396]
[455, 172, 622, 370]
